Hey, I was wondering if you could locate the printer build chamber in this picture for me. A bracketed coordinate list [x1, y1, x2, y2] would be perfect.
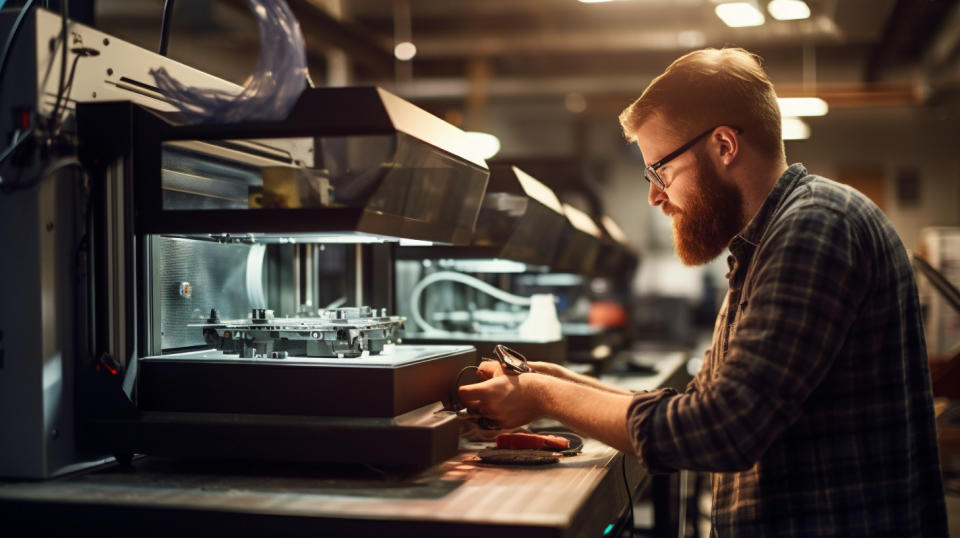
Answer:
[75, 87, 489, 467]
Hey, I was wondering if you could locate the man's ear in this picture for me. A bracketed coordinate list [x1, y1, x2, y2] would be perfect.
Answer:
[712, 126, 740, 166]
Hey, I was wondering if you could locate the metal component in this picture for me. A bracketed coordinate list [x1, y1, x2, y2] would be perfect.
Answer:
[195, 306, 405, 358]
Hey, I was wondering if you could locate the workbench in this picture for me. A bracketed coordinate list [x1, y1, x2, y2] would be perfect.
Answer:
[0, 351, 691, 537]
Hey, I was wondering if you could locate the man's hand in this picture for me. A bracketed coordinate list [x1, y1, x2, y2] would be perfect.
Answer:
[476, 359, 508, 380]
[458, 371, 637, 453]
[476, 358, 569, 380]
[458, 373, 545, 429]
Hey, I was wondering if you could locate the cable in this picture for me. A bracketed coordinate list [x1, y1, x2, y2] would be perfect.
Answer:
[49, 0, 68, 132]
[0, 156, 83, 193]
[0, 124, 34, 166]
[447, 365, 479, 413]
[621, 455, 636, 538]
[0, 0, 38, 87]
[0, 0, 39, 172]
[678, 469, 688, 538]
[158, 0, 175, 56]
[409, 270, 532, 335]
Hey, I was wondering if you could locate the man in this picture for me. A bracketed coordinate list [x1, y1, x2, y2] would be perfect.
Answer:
[458, 48, 948, 536]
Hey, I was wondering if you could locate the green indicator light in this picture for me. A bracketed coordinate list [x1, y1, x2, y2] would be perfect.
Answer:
[603, 523, 615, 535]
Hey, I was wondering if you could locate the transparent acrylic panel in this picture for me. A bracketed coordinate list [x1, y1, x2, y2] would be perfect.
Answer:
[158, 237, 267, 350]
[159, 133, 488, 236]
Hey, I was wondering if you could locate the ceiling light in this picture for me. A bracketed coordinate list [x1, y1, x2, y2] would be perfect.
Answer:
[393, 41, 417, 61]
[463, 131, 501, 160]
[443, 259, 532, 274]
[767, 0, 810, 20]
[676, 30, 707, 48]
[601, 215, 630, 244]
[777, 97, 828, 117]
[563, 204, 603, 238]
[398, 239, 434, 247]
[578, 0, 614, 3]
[781, 117, 810, 140]
[715, 2, 766, 27]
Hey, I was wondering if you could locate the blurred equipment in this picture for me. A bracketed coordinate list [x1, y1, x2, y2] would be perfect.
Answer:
[917, 227, 960, 359]
[397, 165, 569, 362]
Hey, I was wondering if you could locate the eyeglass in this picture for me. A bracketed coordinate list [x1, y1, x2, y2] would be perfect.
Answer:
[489, 344, 532, 374]
[643, 126, 742, 191]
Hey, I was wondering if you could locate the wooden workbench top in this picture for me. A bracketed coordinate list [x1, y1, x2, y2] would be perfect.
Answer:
[0, 437, 641, 538]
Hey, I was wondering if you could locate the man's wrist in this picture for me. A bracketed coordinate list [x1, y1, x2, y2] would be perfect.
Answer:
[524, 372, 557, 420]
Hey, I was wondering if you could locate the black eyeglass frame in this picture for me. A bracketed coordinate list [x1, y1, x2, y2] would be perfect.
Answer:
[643, 125, 742, 190]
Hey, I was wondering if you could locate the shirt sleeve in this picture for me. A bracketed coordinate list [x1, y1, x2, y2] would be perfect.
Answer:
[627, 202, 869, 473]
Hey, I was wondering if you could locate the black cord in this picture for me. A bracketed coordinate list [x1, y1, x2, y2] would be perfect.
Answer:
[49, 0, 73, 134]
[621, 455, 636, 538]
[158, 0, 175, 56]
[0, 0, 39, 87]
[0, 156, 82, 194]
[448, 365, 479, 413]
[0, 124, 35, 166]
[0, 0, 40, 172]
[50, 45, 99, 134]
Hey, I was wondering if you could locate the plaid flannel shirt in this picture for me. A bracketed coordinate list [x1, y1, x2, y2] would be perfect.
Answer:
[627, 164, 948, 537]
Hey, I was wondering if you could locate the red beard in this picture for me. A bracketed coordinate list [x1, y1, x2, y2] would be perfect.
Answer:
[667, 150, 745, 266]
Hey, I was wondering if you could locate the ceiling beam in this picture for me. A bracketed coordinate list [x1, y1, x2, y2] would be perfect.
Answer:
[407, 16, 848, 58]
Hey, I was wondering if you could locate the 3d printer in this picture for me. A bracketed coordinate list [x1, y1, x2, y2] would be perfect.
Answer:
[0, 8, 490, 477]
[73, 84, 491, 469]
[395, 164, 569, 363]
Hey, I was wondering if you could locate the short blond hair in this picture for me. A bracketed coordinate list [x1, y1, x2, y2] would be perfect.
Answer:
[619, 48, 784, 160]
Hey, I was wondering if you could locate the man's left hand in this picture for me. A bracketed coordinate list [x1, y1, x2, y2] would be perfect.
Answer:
[458, 373, 544, 429]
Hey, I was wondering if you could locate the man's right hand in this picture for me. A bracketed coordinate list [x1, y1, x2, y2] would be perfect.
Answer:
[477, 360, 507, 379]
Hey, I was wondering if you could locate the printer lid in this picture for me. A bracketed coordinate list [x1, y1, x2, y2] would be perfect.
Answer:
[78, 87, 489, 245]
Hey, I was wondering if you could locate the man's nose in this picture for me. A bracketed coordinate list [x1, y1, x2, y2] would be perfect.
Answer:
[648, 181, 666, 206]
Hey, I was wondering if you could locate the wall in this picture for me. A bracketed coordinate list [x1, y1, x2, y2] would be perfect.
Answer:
[786, 105, 960, 251]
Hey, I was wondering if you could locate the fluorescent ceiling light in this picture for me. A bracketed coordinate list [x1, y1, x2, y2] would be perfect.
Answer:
[440, 259, 532, 274]
[767, 0, 810, 20]
[463, 131, 501, 160]
[398, 238, 434, 247]
[777, 97, 828, 117]
[676, 30, 707, 48]
[601, 215, 630, 244]
[781, 117, 810, 140]
[715, 2, 766, 27]
[563, 204, 603, 238]
[394, 41, 417, 61]
[517, 273, 585, 287]
[310, 234, 386, 244]
[514, 166, 563, 213]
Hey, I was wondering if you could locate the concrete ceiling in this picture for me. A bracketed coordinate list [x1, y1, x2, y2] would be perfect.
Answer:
[92, 0, 960, 113]
[336, 0, 958, 106]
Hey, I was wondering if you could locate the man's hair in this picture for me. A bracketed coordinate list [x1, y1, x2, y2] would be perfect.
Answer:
[619, 47, 784, 160]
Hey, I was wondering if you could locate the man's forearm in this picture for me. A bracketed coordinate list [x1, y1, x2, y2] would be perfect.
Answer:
[531, 362, 633, 395]
[532, 375, 637, 454]
[564, 370, 633, 395]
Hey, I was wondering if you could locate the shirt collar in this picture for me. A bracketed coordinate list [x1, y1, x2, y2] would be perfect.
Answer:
[731, 163, 807, 252]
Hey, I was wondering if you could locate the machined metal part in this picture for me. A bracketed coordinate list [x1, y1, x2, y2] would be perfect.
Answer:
[192, 306, 406, 358]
